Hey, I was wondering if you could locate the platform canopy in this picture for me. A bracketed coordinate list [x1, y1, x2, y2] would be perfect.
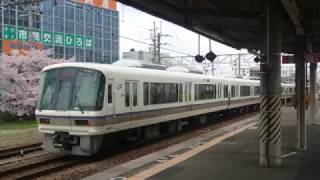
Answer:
[118, 0, 320, 53]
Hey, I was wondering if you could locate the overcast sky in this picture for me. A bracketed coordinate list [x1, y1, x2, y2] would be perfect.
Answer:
[118, 3, 240, 58]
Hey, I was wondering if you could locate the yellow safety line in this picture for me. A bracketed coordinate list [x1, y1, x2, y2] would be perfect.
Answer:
[128, 122, 257, 180]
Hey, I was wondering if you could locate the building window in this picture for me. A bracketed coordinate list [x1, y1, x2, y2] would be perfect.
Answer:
[65, 20, 74, 34]
[75, 23, 84, 35]
[65, 5, 74, 20]
[76, 48, 84, 62]
[85, 25, 93, 36]
[65, 47, 74, 60]
[54, 46, 64, 59]
[54, 18, 64, 32]
[94, 50, 102, 63]
[85, 49, 93, 62]
[53, 4, 64, 18]
[85, 5, 93, 25]
[75, 5, 84, 22]
[94, 9, 102, 25]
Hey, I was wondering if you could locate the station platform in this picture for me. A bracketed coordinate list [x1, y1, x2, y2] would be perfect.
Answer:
[83, 106, 320, 180]
[136, 107, 320, 180]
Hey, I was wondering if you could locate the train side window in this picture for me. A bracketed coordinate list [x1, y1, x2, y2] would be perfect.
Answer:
[188, 84, 192, 101]
[254, 86, 260, 96]
[133, 82, 138, 107]
[218, 84, 221, 98]
[231, 85, 236, 98]
[108, 83, 112, 104]
[179, 84, 183, 102]
[223, 85, 228, 98]
[184, 84, 188, 102]
[194, 84, 198, 101]
[144, 82, 149, 105]
[150, 83, 178, 105]
[213, 85, 216, 99]
[240, 86, 250, 97]
[125, 82, 130, 107]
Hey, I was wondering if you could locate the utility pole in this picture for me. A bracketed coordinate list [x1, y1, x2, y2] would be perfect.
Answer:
[28, 2, 34, 56]
[153, 21, 157, 64]
[150, 21, 170, 65]
[157, 32, 161, 64]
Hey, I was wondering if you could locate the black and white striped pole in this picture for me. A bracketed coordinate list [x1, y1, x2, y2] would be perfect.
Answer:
[259, 0, 282, 167]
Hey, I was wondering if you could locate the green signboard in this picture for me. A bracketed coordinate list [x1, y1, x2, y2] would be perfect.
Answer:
[85, 37, 93, 48]
[31, 30, 42, 42]
[54, 33, 64, 46]
[4, 26, 16, 40]
[75, 35, 84, 47]
[17, 28, 28, 41]
[65, 34, 74, 47]
[3, 25, 93, 48]
[43, 31, 53, 44]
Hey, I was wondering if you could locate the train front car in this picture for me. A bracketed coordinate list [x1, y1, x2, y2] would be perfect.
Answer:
[36, 64, 106, 156]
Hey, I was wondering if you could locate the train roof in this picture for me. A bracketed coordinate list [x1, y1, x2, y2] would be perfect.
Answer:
[42, 62, 293, 86]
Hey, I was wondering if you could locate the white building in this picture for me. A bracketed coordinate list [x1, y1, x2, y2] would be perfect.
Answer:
[122, 48, 174, 66]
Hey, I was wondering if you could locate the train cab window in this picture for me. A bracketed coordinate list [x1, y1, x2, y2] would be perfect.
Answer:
[125, 82, 130, 107]
[231, 85, 236, 98]
[108, 83, 112, 104]
[133, 82, 138, 107]
[144, 82, 149, 105]
[223, 85, 228, 98]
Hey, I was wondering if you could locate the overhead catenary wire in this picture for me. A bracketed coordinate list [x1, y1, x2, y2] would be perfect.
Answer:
[120, 35, 192, 56]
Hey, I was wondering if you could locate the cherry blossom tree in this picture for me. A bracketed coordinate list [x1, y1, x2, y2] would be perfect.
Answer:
[0, 49, 67, 119]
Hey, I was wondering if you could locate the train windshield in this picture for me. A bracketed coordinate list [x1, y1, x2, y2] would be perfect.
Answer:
[37, 67, 106, 111]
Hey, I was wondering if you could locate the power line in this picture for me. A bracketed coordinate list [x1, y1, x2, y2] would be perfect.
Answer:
[119, 35, 191, 56]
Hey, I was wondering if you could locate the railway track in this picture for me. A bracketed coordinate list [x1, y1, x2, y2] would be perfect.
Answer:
[0, 152, 79, 180]
[0, 112, 257, 180]
[0, 143, 43, 160]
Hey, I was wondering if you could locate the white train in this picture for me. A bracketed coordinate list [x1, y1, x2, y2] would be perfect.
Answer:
[36, 63, 294, 156]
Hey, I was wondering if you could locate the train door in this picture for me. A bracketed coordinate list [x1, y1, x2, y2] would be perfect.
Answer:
[185, 82, 192, 104]
[124, 80, 139, 122]
[106, 79, 115, 124]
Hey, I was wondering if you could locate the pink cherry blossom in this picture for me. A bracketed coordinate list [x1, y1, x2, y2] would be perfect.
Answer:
[0, 50, 69, 117]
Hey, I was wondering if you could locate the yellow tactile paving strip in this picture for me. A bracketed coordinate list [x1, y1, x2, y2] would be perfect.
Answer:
[128, 122, 257, 180]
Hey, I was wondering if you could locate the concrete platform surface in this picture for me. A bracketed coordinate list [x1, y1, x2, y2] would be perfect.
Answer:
[143, 107, 320, 180]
